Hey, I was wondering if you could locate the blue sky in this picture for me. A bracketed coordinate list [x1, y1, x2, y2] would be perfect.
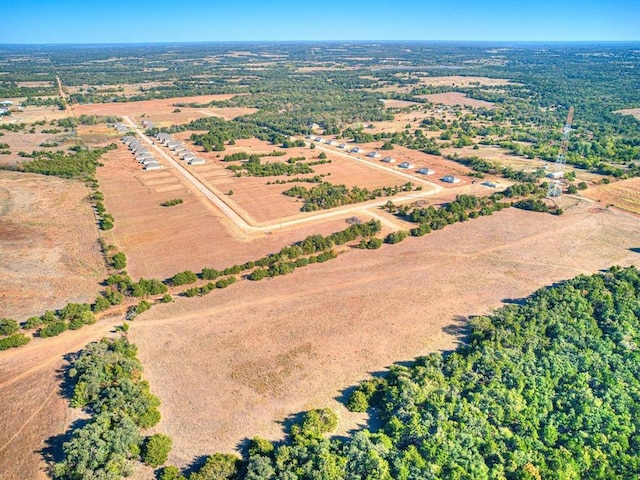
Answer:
[0, 0, 638, 44]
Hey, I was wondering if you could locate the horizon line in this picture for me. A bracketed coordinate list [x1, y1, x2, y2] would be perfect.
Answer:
[1, 39, 639, 47]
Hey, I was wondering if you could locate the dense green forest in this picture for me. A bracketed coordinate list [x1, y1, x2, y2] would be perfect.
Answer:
[162, 265, 640, 479]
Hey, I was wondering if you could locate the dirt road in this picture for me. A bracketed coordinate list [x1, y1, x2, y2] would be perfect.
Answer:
[123, 116, 442, 234]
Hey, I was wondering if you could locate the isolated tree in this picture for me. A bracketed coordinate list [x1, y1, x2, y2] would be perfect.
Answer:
[143, 433, 172, 468]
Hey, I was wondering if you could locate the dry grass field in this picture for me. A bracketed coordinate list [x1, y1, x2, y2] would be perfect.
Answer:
[128, 199, 640, 468]
[581, 177, 640, 215]
[319, 140, 478, 188]
[420, 92, 495, 108]
[73, 94, 256, 128]
[615, 108, 640, 120]
[96, 145, 384, 279]
[0, 171, 107, 321]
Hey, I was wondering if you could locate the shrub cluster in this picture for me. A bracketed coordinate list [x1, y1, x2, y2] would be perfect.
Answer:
[54, 337, 168, 478]
[284, 181, 414, 211]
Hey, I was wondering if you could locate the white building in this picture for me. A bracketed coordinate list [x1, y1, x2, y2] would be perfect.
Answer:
[188, 158, 205, 165]
[367, 151, 381, 158]
[350, 147, 364, 154]
[398, 162, 414, 169]
[143, 162, 162, 170]
[442, 175, 461, 184]
[417, 168, 435, 175]
[381, 157, 396, 163]
[546, 171, 564, 179]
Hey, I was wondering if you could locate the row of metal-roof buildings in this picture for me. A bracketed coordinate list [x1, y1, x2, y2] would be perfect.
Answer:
[121, 135, 163, 170]
[154, 133, 205, 165]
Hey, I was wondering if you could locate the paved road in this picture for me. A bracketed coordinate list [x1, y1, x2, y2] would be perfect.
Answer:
[123, 116, 442, 234]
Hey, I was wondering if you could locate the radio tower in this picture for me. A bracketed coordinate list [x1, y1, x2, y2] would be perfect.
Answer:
[547, 106, 574, 198]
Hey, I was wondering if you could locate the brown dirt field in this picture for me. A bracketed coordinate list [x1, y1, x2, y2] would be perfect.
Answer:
[129, 199, 640, 468]
[580, 177, 640, 214]
[381, 99, 421, 109]
[0, 171, 107, 321]
[615, 108, 640, 120]
[326, 141, 475, 188]
[73, 94, 245, 128]
[96, 145, 381, 279]
[16, 81, 55, 88]
[373, 76, 512, 94]
[346, 109, 437, 135]
[0, 128, 76, 168]
[0, 105, 69, 124]
[420, 92, 494, 108]
[419, 76, 512, 87]
[154, 135, 417, 225]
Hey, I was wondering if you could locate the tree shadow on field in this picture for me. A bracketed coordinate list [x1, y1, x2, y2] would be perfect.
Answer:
[442, 315, 471, 349]
[39, 351, 85, 470]
[502, 297, 526, 306]
[39, 417, 91, 467]
[182, 455, 210, 477]
[278, 411, 307, 437]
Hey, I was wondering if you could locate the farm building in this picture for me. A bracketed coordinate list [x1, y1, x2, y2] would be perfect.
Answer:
[337, 144, 346, 149]
[350, 147, 364, 154]
[137, 154, 155, 162]
[315, 136, 322, 142]
[179, 150, 194, 159]
[140, 158, 158, 165]
[166, 141, 181, 149]
[113, 123, 129, 134]
[546, 171, 564, 179]
[381, 156, 396, 163]
[325, 139, 335, 145]
[367, 151, 381, 158]
[174, 147, 188, 155]
[417, 168, 435, 175]
[143, 162, 162, 170]
[442, 175, 461, 184]
[482, 181, 497, 188]
[398, 162, 414, 169]
[0, 100, 14, 106]
[188, 158, 205, 165]
[182, 154, 197, 162]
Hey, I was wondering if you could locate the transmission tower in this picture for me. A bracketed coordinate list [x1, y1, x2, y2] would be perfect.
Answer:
[547, 106, 574, 198]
